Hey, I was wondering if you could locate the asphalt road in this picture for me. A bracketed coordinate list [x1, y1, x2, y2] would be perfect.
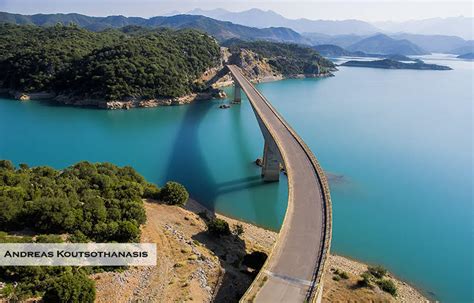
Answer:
[227, 65, 330, 303]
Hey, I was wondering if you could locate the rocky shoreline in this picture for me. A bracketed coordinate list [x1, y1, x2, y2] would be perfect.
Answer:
[4, 57, 335, 110]
[6, 89, 227, 110]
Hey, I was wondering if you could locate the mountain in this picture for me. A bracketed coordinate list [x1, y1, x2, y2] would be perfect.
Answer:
[187, 8, 380, 35]
[303, 33, 367, 47]
[457, 53, 474, 59]
[312, 44, 352, 56]
[306, 32, 472, 54]
[373, 17, 474, 40]
[0, 11, 309, 44]
[390, 33, 470, 53]
[313, 45, 417, 62]
[347, 34, 429, 55]
[449, 42, 474, 55]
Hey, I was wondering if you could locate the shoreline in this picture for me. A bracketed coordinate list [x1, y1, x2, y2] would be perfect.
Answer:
[327, 253, 434, 302]
[2, 89, 227, 110]
[1, 70, 334, 110]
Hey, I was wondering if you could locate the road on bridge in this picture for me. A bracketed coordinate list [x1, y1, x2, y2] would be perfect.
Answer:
[227, 65, 332, 303]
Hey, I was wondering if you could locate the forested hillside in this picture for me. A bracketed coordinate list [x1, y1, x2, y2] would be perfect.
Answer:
[0, 24, 221, 100]
[0, 160, 188, 301]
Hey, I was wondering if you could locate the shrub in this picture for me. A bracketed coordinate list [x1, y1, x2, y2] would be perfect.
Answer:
[233, 224, 244, 236]
[206, 218, 231, 236]
[368, 265, 387, 279]
[357, 272, 373, 288]
[43, 272, 95, 303]
[0, 160, 15, 170]
[376, 279, 397, 296]
[339, 271, 349, 279]
[160, 181, 189, 206]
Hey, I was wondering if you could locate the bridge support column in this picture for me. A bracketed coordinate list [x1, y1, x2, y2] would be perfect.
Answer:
[262, 139, 280, 182]
[234, 83, 241, 103]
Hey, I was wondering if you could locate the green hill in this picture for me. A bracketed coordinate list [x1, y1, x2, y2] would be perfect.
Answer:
[0, 24, 221, 100]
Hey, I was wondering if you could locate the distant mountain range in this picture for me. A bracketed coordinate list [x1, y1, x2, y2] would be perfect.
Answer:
[312, 45, 418, 61]
[303, 32, 473, 54]
[1, 11, 472, 56]
[374, 17, 473, 40]
[0, 12, 309, 44]
[187, 8, 473, 40]
[187, 8, 379, 35]
[184, 9, 473, 53]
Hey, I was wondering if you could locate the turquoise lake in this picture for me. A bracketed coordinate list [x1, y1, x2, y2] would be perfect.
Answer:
[0, 54, 472, 302]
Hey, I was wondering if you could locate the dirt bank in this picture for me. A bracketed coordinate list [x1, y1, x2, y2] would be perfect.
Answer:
[93, 199, 429, 303]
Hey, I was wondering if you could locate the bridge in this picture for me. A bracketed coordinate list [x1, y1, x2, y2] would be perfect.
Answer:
[226, 65, 332, 303]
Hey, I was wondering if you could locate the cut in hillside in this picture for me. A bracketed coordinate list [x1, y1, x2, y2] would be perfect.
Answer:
[223, 39, 336, 76]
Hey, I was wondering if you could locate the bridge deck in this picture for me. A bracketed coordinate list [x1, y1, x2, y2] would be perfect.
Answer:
[227, 65, 332, 303]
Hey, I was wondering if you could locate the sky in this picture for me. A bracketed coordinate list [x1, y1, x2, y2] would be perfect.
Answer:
[0, 0, 472, 22]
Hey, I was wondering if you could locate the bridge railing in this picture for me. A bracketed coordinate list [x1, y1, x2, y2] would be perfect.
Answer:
[229, 66, 332, 302]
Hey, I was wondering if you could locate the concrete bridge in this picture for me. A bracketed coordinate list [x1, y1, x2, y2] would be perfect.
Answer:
[226, 65, 332, 303]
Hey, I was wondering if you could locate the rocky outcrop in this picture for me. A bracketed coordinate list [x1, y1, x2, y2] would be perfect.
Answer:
[11, 91, 56, 101]
[228, 48, 284, 83]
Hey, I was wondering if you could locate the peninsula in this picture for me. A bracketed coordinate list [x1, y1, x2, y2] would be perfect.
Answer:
[0, 24, 335, 109]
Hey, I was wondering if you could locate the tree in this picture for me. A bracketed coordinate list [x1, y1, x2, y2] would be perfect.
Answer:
[233, 224, 244, 236]
[117, 220, 140, 242]
[160, 181, 189, 206]
[0, 160, 14, 170]
[43, 272, 95, 303]
[143, 182, 160, 200]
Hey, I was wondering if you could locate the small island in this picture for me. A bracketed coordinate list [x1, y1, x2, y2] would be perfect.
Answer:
[341, 59, 452, 70]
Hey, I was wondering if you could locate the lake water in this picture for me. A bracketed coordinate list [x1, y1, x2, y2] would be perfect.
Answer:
[0, 54, 472, 302]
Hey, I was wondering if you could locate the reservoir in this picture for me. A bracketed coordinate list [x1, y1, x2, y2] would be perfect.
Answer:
[0, 54, 472, 302]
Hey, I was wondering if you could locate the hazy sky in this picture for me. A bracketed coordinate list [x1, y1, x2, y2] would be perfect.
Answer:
[0, 0, 472, 21]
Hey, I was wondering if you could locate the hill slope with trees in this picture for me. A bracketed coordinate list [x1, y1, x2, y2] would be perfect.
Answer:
[224, 39, 335, 75]
[0, 24, 221, 103]
[0, 160, 188, 301]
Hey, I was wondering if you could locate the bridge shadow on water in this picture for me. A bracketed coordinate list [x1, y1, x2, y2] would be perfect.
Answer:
[162, 100, 283, 229]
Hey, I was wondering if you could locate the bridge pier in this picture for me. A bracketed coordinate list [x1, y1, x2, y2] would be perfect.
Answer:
[262, 138, 281, 182]
[234, 83, 241, 103]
